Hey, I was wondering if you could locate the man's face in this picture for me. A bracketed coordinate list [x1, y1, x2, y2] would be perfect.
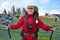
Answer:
[27, 6, 34, 15]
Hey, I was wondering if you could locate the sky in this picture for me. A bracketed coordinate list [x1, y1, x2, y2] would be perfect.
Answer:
[0, 0, 60, 16]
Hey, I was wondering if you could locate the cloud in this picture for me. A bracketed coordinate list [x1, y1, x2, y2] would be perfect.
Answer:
[0, 0, 38, 13]
[18, 0, 38, 8]
[38, 9, 48, 16]
[39, 0, 50, 4]
[0, 1, 13, 13]
[50, 10, 60, 14]
[39, 9, 60, 16]
[0, 0, 60, 16]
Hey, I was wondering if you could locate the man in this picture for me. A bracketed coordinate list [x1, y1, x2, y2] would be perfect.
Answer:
[5, 6, 56, 40]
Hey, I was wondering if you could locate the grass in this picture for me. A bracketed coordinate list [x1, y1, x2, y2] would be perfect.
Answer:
[0, 16, 60, 40]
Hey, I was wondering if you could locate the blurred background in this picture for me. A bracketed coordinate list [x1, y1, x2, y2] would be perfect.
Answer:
[0, 0, 60, 40]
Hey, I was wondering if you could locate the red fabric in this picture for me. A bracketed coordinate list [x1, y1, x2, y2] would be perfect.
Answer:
[38, 17, 51, 31]
[10, 14, 51, 34]
[26, 36, 33, 40]
[23, 36, 38, 40]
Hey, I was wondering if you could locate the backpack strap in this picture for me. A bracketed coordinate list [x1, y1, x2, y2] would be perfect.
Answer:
[35, 17, 39, 32]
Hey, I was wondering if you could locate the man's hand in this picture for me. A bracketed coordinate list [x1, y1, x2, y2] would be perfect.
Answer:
[50, 27, 56, 31]
[52, 27, 56, 31]
[5, 25, 9, 29]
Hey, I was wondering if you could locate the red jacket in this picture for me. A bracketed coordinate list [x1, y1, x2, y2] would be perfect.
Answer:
[10, 14, 51, 34]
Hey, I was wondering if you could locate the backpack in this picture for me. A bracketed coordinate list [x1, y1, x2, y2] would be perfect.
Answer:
[21, 6, 39, 36]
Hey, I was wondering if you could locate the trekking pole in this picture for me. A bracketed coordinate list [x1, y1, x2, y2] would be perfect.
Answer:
[50, 18, 57, 40]
[50, 30, 54, 40]
[8, 27, 11, 38]
[50, 25, 55, 40]
[0, 25, 11, 38]
[6, 24, 11, 38]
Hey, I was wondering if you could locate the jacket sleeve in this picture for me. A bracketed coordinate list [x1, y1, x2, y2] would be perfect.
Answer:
[10, 16, 24, 29]
[38, 17, 51, 31]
